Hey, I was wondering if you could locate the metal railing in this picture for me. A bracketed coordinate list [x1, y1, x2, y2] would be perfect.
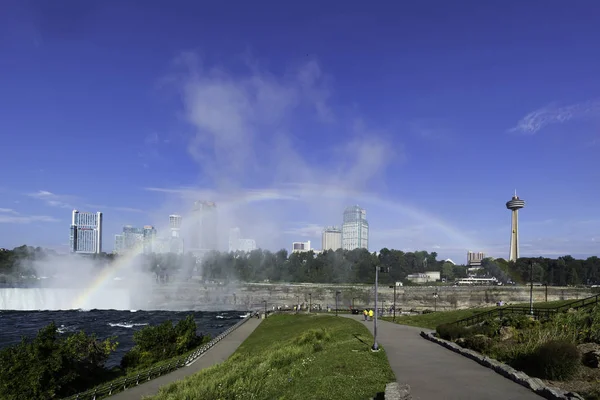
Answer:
[450, 293, 600, 327]
[63, 313, 256, 400]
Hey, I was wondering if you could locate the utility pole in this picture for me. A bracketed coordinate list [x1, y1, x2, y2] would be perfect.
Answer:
[529, 260, 534, 315]
[372, 266, 380, 352]
[262, 300, 267, 319]
[389, 284, 397, 322]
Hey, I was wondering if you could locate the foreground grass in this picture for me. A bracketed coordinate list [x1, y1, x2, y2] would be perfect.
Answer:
[382, 299, 578, 330]
[149, 314, 395, 400]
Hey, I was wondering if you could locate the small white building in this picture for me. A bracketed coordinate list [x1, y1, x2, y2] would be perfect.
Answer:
[406, 271, 441, 283]
[292, 241, 311, 253]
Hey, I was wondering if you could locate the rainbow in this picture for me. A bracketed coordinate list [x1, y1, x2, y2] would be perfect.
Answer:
[71, 186, 479, 309]
[70, 247, 142, 310]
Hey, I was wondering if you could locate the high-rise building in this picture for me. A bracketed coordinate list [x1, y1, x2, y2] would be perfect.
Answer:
[467, 251, 486, 267]
[292, 241, 311, 253]
[169, 215, 182, 237]
[122, 225, 144, 251]
[190, 201, 218, 251]
[169, 214, 184, 254]
[506, 191, 525, 262]
[342, 205, 369, 251]
[70, 210, 103, 254]
[143, 225, 157, 254]
[322, 226, 342, 251]
[114, 234, 124, 254]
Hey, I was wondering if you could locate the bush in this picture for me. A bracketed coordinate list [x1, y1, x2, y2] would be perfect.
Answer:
[436, 323, 469, 340]
[519, 340, 581, 380]
[463, 335, 493, 353]
[501, 314, 535, 330]
[0, 322, 117, 400]
[471, 318, 500, 337]
[121, 315, 210, 371]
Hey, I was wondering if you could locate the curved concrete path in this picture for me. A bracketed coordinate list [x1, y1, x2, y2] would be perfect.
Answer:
[345, 315, 542, 400]
[110, 317, 262, 400]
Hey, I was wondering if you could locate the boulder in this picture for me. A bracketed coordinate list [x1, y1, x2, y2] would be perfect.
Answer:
[498, 326, 516, 341]
[577, 343, 600, 368]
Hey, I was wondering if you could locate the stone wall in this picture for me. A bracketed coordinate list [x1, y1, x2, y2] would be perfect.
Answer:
[145, 282, 595, 311]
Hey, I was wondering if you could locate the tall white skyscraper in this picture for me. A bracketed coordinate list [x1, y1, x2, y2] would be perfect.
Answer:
[322, 226, 342, 251]
[169, 215, 184, 254]
[70, 210, 103, 254]
[341, 205, 369, 251]
[169, 215, 182, 237]
[191, 201, 218, 251]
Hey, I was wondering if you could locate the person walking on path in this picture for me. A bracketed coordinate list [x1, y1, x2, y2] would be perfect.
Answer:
[368, 309, 374, 321]
[363, 309, 368, 321]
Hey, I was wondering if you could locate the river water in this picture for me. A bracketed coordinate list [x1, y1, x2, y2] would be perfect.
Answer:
[0, 309, 246, 367]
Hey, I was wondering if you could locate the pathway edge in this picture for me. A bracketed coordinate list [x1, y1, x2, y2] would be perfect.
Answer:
[420, 331, 583, 400]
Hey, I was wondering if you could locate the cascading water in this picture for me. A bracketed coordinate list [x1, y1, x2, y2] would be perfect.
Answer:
[0, 288, 131, 310]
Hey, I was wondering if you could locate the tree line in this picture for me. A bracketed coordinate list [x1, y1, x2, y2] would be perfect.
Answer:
[2, 245, 600, 286]
[0, 316, 210, 400]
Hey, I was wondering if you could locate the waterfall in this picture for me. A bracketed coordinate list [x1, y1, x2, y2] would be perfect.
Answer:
[0, 288, 132, 310]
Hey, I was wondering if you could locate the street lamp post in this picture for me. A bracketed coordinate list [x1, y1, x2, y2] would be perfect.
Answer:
[372, 266, 380, 351]
[389, 284, 397, 322]
[262, 300, 267, 319]
[309, 293, 312, 312]
[433, 290, 439, 312]
[529, 261, 534, 315]
[335, 291, 341, 316]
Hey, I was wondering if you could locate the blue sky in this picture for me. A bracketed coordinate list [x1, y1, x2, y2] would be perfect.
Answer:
[1, 1, 599, 262]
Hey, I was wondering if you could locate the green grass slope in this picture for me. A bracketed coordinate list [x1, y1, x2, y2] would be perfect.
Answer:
[148, 314, 395, 400]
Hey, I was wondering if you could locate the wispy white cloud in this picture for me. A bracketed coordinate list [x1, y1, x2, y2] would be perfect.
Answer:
[0, 208, 59, 224]
[27, 190, 75, 209]
[509, 99, 600, 134]
[284, 223, 324, 238]
[85, 204, 145, 214]
[164, 52, 399, 191]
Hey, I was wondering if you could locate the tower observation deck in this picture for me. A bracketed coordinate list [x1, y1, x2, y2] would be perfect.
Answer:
[506, 191, 525, 262]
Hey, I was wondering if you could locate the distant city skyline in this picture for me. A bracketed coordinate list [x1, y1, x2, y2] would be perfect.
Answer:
[1, 2, 599, 261]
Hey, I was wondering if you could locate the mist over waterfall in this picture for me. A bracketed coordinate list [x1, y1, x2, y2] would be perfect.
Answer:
[0, 288, 132, 311]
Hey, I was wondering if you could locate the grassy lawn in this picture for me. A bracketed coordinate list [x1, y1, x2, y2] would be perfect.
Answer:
[148, 314, 395, 400]
[382, 299, 579, 330]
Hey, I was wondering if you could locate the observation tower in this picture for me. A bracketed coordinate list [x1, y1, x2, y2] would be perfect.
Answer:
[506, 191, 525, 262]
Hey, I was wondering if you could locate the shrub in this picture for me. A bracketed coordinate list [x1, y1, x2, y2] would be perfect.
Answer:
[0, 322, 117, 400]
[463, 335, 493, 354]
[501, 314, 535, 330]
[121, 315, 210, 371]
[436, 323, 469, 340]
[471, 318, 500, 337]
[519, 340, 581, 380]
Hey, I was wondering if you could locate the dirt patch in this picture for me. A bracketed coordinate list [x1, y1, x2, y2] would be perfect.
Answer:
[543, 367, 600, 399]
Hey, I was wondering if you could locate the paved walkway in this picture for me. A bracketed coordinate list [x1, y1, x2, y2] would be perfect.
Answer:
[110, 317, 262, 400]
[345, 315, 542, 400]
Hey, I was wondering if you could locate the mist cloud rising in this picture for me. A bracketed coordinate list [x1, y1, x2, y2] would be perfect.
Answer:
[145, 53, 408, 253]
